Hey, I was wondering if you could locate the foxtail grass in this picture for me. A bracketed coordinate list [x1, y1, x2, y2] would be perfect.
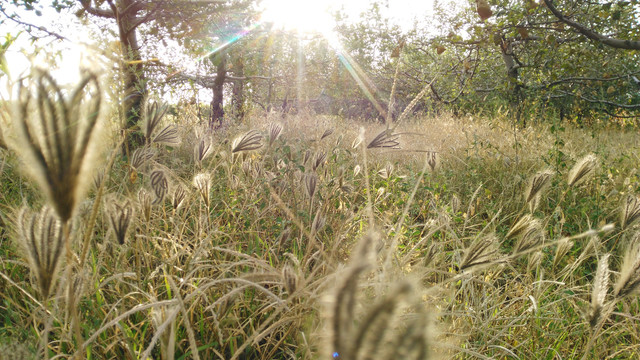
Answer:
[568, 154, 597, 187]
[107, 199, 134, 245]
[14, 71, 102, 223]
[143, 101, 169, 145]
[16, 206, 64, 301]
[620, 194, 640, 229]
[232, 129, 263, 153]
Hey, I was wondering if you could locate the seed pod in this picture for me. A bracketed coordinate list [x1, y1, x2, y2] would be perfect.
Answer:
[477, 0, 493, 21]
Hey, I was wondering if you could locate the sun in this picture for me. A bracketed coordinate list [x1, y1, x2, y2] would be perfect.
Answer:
[259, 0, 337, 36]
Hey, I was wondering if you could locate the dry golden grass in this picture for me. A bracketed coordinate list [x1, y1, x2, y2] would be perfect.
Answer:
[2, 74, 640, 359]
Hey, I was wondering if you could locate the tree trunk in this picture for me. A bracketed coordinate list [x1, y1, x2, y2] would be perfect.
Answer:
[210, 55, 227, 129]
[232, 55, 245, 120]
[501, 40, 525, 126]
[118, 0, 146, 152]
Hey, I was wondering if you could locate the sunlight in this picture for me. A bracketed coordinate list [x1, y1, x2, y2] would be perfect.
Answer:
[258, 0, 389, 119]
[259, 0, 336, 36]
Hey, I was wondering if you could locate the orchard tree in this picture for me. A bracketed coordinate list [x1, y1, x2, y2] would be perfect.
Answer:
[423, 0, 640, 123]
[76, 0, 248, 150]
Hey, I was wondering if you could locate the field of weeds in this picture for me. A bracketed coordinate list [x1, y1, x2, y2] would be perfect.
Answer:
[1, 75, 640, 359]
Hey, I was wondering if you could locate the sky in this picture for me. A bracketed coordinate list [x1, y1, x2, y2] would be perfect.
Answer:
[0, 0, 438, 98]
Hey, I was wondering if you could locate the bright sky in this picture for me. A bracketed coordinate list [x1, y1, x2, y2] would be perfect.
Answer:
[0, 0, 438, 98]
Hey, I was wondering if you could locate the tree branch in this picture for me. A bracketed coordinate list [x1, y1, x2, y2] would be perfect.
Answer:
[0, 8, 67, 40]
[536, 71, 640, 90]
[557, 90, 640, 110]
[543, 0, 640, 50]
[79, 0, 115, 18]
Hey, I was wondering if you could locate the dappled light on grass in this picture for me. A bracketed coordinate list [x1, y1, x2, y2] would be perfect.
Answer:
[3, 76, 640, 357]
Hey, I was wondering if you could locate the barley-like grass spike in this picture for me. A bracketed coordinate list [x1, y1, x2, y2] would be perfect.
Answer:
[513, 221, 544, 255]
[568, 154, 597, 187]
[130, 146, 155, 170]
[143, 101, 168, 144]
[282, 265, 298, 295]
[194, 137, 212, 164]
[268, 122, 283, 147]
[621, 194, 640, 229]
[506, 214, 536, 240]
[427, 151, 437, 171]
[15, 71, 102, 223]
[367, 129, 400, 149]
[172, 185, 187, 211]
[304, 173, 318, 199]
[460, 234, 500, 272]
[320, 128, 334, 140]
[193, 173, 211, 207]
[108, 200, 134, 245]
[313, 151, 327, 171]
[152, 125, 180, 146]
[232, 130, 263, 153]
[16, 206, 65, 300]
[613, 237, 640, 299]
[150, 169, 168, 204]
[588, 254, 610, 328]
[138, 189, 152, 222]
[525, 169, 553, 213]
[553, 237, 573, 269]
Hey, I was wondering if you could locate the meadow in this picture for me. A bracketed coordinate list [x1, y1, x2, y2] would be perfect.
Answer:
[1, 74, 640, 359]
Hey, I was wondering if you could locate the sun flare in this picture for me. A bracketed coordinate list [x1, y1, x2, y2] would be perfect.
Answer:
[259, 0, 337, 36]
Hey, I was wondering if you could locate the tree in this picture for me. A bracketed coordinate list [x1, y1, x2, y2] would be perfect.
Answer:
[405, 0, 640, 124]
[76, 0, 244, 150]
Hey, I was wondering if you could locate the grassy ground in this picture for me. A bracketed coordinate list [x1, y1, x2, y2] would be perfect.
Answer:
[1, 97, 640, 359]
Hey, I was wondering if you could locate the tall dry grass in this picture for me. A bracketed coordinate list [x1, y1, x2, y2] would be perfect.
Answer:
[1, 71, 640, 360]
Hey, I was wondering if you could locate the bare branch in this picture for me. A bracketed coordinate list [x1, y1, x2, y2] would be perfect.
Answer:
[543, 0, 640, 50]
[0, 8, 67, 40]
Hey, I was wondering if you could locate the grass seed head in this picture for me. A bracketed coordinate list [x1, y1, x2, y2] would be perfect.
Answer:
[613, 236, 640, 299]
[353, 164, 361, 177]
[568, 154, 597, 187]
[304, 172, 318, 199]
[282, 265, 299, 295]
[312, 150, 327, 171]
[320, 128, 334, 140]
[427, 151, 437, 171]
[378, 162, 394, 179]
[553, 237, 574, 269]
[143, 101, 168, 144]
[152, 125, 180, 146]
[621, 194, 640, 229]
[268, 122, 283, 147]
[525, 169, 553, 205]
[232, 129, 263, 153]
[589, 253, 610, 328]
[16, 206, 65, 301]
[459, 233, 500, 272]
[367, 129, 400, 149]
[303, 149, 312, 166]
[150, 169, 168, 204]
[107, 199, 134, 245]
[311, 210, 326, 234]
[193, 172, 211, 207]
[172, 185, 187, 211]
[138, 189, 152, 222]
[130, 146, 156, 170]
[14, 71, 103, 222]
[506, 214, 537, 240]
[513, 219, 544, 255]
[194, 137, 212, 165]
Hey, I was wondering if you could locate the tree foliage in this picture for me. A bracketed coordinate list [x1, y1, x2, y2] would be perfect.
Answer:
[2, 0, 639, 126]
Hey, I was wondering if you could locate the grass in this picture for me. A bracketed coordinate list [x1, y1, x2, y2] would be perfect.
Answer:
[2, 74, 640, 359]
